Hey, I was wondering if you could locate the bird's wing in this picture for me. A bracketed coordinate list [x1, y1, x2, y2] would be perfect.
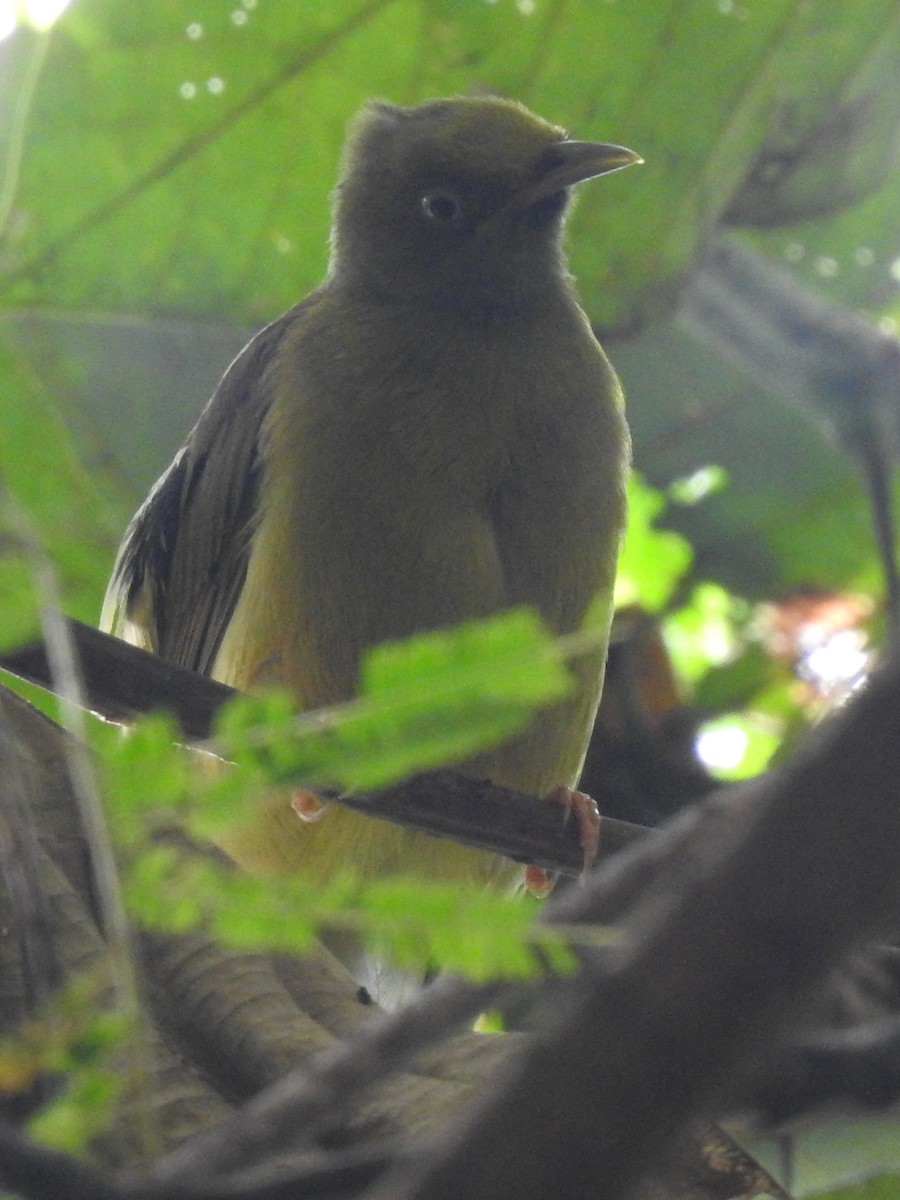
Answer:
[101, 306, 303, 676]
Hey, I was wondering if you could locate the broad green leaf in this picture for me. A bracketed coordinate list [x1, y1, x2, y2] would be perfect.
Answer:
[614, 321, 889, 604]
[3, 1, 898, 331]
[0, 335, 125, 648]
[812, 1175, 900, 1200]
[2, 0, 898, 642]
[769, 1114, 900, 1198]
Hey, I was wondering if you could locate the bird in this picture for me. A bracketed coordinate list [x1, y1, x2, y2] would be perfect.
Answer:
[102, 95, 638, 895]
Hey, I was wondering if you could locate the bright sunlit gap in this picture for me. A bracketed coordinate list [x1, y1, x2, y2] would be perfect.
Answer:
[695, 712, 781, 780]
[800, 628, 870, 695]
[0, 0, 72, 39]
[695, 722, 748, 772]
[668, 464, 728, 506]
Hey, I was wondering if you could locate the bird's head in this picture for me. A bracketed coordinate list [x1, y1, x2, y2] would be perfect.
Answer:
[328, 96, 640, 318]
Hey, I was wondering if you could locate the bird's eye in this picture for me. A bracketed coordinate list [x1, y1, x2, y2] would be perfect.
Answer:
[420, 190, 463, 226]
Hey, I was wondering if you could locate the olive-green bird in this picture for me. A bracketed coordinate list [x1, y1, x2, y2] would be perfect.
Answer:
[102, 95, 638, 891]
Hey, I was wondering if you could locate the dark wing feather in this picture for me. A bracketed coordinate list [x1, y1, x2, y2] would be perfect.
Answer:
[102, 306, 301, 676]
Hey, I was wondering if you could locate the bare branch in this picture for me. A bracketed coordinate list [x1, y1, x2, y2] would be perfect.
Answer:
[361, 654, 900, 1200]
[0, 617, 648, 875]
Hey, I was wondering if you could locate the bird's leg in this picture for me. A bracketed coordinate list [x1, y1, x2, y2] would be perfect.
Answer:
[523, 786, 600, 896]
[291, 789, 330, 823]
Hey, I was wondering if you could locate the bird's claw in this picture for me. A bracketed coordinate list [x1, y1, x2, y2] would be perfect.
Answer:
[291, 789, 330, 823]
[523, 786, 601, 896]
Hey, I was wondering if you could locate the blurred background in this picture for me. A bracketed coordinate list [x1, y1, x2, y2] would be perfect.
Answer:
[1, 3, 899, 1189]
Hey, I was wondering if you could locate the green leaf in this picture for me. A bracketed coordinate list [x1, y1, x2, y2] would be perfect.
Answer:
[768, 1112, 900, 1197]
[0, 974, 131, 1153]
[214, 608, 573, 791]
[663, 583, 750, 687]
[85, 609, 585, 977]
[812, 1174, 900, 1200]
[694, 711, 781, 781]
[615, 474, 692, 613]
[29, 1066, 122, 1153]
[89, 711, 193, 849]
[8, 2, 898, 332]
[0, 336, 126, 649]
[2, 1, 897, 640]
[124, 843, 582, 980]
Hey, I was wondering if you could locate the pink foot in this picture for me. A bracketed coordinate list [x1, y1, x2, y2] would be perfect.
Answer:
[524, 863, 554, 897]
[291, 789, 330, 823]
[524, 786, 601, 896]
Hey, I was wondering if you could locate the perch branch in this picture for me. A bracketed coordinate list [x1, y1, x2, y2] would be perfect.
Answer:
[0, 616, 647, 875]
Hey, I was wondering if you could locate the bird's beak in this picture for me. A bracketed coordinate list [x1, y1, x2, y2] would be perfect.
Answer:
[512, 140, 642, 212]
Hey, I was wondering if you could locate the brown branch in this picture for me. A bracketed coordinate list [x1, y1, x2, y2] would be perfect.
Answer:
[0, 692, 64, 1007]
[746, 1017, 900, 1125]
[8, 614, 900, 1195]
[337, 768, 644, 873]
[0, 674, 788, 1200]
[0, 1115, 396, 1200]
[145, 969, 504, 1188]
[0, 617, 235, 742]
[0, 617, 648, 875]
[363, 653, 900, 1200]
[129, 1144, 395, 1199]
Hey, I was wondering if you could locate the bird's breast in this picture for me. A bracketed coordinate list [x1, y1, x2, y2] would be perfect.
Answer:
[223, 297, 628, 706]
